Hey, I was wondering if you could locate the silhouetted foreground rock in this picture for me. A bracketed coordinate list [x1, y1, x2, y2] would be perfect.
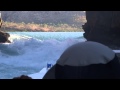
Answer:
[13, 75, 32, 79]
[83, 11, 120, 49]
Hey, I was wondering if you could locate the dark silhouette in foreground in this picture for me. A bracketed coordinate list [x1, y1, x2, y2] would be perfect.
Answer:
[13, 41, 120, 79]
[13, 75, 32, 79]
[43, 41, 120, 79]
[83, 11, 120, 49]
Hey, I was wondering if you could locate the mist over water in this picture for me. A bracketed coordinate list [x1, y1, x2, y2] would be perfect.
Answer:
[0, 32, 86, 79]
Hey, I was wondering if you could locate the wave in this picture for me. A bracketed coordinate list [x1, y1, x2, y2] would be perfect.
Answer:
[0, 32, 86, 78]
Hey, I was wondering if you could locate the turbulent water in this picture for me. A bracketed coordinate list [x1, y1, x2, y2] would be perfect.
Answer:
[0, 32, 86, 79]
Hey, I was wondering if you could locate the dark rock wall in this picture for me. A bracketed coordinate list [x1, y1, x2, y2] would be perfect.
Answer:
[83, 11, 120, 49]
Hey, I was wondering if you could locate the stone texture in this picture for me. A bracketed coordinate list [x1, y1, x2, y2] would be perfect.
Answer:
[0, 17, 10, 43]
[82, 11, 120, 49]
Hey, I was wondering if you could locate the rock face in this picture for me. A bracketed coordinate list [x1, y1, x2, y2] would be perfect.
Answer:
[0, 30, 11, 43]
[82, 11, 120, 49]
[0, 16, 10, 43]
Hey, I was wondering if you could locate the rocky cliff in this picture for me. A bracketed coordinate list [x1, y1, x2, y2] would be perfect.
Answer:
[83, 11, 120, 49]
[0, 13, 10, 43]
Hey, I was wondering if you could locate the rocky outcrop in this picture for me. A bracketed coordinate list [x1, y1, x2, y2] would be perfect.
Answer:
[0, 17, 10, 43]
[0, 30, 11, 43]
[82, 11, 120, 49]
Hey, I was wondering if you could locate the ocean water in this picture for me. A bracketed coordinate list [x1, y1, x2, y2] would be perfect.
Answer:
[0, 32, 86, 79]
